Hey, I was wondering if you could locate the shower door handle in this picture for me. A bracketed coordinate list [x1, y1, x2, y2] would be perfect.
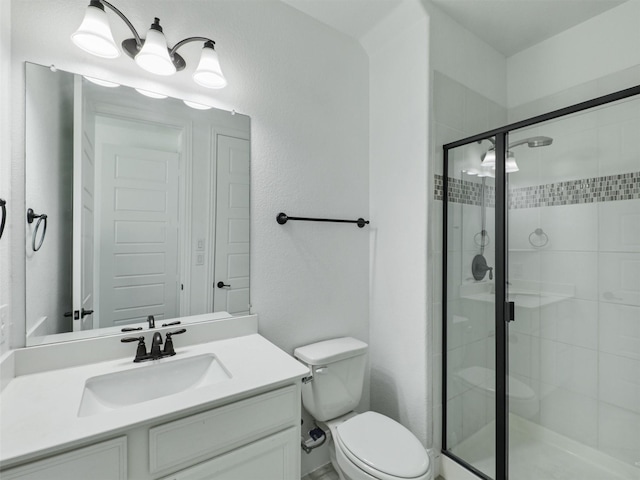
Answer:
[506, 301, 515, 322]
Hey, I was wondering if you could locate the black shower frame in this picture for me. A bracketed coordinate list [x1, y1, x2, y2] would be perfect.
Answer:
[441, 83, 640, 480]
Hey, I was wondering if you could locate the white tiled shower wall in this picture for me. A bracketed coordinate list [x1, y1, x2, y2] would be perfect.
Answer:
[433, 67, 640, 468]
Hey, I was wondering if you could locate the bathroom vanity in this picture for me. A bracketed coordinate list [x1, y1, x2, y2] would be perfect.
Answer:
[0, 315, 308, 479]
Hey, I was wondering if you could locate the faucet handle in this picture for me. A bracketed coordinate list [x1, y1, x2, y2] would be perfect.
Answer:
[121, 336, 148, 362]
[166, 328, 187, 337]
[121, 336, 144, 342]
[163, 329, 187, 356]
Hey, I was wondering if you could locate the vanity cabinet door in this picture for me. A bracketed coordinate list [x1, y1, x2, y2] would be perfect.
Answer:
[159, 427, 298, 480]
[1, 437, 127, 480]
[149, 385, 298, 474]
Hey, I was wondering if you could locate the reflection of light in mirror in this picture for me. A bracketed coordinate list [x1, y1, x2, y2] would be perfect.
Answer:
[83, 76, 120, 88]
[481, 149, 496, 167]
[505, 152, 519, 173]
[135, 88, 168, 99]
[183, 100, 212, 110]
[477, 165, 495, 178]
[466, 169, 478, 176]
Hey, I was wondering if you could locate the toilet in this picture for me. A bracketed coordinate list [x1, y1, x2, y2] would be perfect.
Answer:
[294, 337, 430, 480]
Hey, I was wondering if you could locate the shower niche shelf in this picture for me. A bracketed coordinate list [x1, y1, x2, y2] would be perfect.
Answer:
[459, 282, 574, 309]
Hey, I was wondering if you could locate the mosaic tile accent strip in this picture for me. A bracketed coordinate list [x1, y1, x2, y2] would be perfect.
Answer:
[509, 172, 640, 209]
[434, 174, 495, 207]
[434, 172, 640, 208]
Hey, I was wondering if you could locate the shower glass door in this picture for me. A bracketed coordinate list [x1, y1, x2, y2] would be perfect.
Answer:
[507, 94, 640, 480]
[443, 85, 640, 480]
[444, 135, 498, 478]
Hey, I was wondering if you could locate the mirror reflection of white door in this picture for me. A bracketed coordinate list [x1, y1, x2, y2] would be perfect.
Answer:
[214, 135, 250, 315]
[98, 144, 180, 327]
[72, 77, 95, 332]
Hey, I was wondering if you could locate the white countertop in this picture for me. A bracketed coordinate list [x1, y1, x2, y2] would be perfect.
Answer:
[0, 333, 308, 468]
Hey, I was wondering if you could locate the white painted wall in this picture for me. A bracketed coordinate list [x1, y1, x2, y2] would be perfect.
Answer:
[7, 2, 369, 473]
[363, 0, 430, 448]
[426, 1, 507, 108]
[507, 0, 640, 108]
[9, 1, 370, 339]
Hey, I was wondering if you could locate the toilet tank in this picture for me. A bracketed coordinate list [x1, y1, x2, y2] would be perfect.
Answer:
[294, 337, 368, 421]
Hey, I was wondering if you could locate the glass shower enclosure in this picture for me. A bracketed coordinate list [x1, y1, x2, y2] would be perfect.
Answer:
[442, 85, 640, 479]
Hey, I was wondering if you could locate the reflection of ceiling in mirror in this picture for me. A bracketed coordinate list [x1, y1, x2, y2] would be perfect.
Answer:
[25, 63, 251, 346]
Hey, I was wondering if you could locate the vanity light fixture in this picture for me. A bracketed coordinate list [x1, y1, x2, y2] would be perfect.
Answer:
[71, 0, 227, 88]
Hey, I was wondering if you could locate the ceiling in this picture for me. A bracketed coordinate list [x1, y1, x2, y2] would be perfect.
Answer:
[282, 0, 629, 57]
[431, 0, 628, 57]
[281, 0, 402, 40]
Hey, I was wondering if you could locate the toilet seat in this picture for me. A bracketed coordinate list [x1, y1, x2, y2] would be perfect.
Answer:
[334, 412, 430, 480]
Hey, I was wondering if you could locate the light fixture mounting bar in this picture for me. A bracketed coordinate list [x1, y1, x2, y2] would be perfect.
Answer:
[170, 37, 215, 57]
[99, 0, 142, 47]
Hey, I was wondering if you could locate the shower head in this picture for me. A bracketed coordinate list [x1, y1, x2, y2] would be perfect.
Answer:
[476, 135, 553, 175]
[509, 136, 553, 149]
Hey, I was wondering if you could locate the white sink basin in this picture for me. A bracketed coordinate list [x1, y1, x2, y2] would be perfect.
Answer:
[78, 354, 231, 417]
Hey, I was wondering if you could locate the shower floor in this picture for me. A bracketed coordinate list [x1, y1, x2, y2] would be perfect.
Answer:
[450, 415, 640, 480]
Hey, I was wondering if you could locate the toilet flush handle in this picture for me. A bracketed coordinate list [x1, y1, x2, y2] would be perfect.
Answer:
[302, 365, 327, 384]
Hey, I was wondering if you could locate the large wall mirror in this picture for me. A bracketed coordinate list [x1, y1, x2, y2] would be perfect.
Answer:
[25, 62, 250, 346]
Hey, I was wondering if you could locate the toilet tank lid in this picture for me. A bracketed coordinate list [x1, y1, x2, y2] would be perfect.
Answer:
[294, 337, 367, 365]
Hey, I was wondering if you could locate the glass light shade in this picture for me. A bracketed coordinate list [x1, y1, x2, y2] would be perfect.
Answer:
[135, 88, 168, 99]
[135, 28, 176, 76]
[193, 45, 227, 89]
[71, 4, 120, 59]
[183, 100, 212, 110]
[481, 149, 496, 167]
[481, 149, 518, 172]
[83, 76, 120, 88]
[506, 152, 519, 173]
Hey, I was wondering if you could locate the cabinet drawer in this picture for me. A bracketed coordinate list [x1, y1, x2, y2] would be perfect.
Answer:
[1, 437, 127, 480]
[149, 385, 298, 474]
[159, 427, 298, 480]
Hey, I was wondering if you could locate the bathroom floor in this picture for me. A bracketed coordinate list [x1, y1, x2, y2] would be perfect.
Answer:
[301, 463, 340, 480]
[451, 415, 636, 480]
[302, 464, 445, 480]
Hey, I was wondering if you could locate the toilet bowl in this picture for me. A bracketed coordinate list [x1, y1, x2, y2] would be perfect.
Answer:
[325, 412, 430, 480]
[294, 338, 430, 480]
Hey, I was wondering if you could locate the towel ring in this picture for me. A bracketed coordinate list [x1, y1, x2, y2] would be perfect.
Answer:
[528, 228, 548, 248]
[27, 208, 48, 252]
[474, 230, 490, 248]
